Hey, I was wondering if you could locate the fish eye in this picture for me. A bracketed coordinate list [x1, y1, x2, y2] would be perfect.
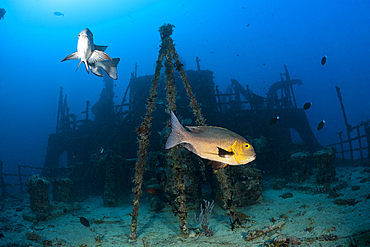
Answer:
[244, 143, 250, 148]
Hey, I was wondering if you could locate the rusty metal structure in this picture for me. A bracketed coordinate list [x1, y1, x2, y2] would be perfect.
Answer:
[42, 57, 322, 173]
[326, 86, 370, 164]
[37, 27, 327, 238]
[42, 62, 321, 175]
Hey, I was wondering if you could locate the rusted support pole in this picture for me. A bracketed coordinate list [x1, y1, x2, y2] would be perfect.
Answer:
[364, 122, 370, 163]
[56, 87, 63, 133]
[356, 126, 363, 159]
[134, 62, 138, 78]
[170, 41, 205, 126]
[196, 57, 201, 71]
[159, 23, 190, 237]
[215, 85, 221, 112]
[338, 131, 344, 160]
[85, 100, 89, 123]
[129, 49, 164, 240]
[335, 86, 353, 160]
[168, 25, 234, 218]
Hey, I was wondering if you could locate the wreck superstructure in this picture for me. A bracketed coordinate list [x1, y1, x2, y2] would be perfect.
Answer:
[42, 61, 321, 183]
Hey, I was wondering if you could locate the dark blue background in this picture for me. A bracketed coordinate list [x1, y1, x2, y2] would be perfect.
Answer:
[1, 0, 369, 174]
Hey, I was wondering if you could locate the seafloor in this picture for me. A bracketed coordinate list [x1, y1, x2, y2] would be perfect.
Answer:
[0, 166, 369, 246]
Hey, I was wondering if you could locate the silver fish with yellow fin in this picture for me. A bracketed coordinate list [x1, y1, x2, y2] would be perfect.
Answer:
[165, 111, 256, 170]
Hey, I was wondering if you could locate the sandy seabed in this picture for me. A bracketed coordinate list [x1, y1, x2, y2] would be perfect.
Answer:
[0, 166, 369, 247]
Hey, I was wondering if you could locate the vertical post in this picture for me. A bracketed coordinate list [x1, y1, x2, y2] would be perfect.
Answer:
[364, 122, 370, 162]
[134, 62, 138, 78]
[335, 86, 353, 160]
[356, 126, 363, 159]
[66, 107, 70, 130]
[338, 131, 344, 160]
[284, 64, 297, 109]
[215, 85, 221, 112]
[18, 165, 23, 192]
[129, 49, 164, 241]
[196, 57, 201, 71]
[56, 87, 63, 133]
[85, 100, 90, 124]
[0, 161, 6, 196]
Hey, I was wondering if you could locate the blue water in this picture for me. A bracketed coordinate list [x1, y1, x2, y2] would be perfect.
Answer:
[1, 0, 369, 173]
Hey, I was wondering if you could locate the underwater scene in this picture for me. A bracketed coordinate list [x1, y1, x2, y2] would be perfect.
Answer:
[0, 1, 370, 246]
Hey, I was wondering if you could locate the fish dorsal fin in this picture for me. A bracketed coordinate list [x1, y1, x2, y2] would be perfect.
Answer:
[218, 147, 234, 158]
[94, 45, 108, 52]
[208, 161, 228, 170]
[88, 50, 111, 64]
[61, 51, 79, 62]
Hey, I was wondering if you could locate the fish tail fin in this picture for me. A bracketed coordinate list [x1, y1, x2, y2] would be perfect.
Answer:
[97, 58, 120, 79]
[165, 111, 187, 150]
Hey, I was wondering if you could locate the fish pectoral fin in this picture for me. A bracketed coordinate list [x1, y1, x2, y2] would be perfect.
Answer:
[182, 143, 200, 156]
[88, 50, 112, 64]
[208, 161, 228, 170]
[62, 52, 79, 62]
[84, 61, 89, 74]
[94, 45, 108, 52]
[218, 147, 234, 158]
[75, 60, 82, 72]
[75, 60, 89, 74]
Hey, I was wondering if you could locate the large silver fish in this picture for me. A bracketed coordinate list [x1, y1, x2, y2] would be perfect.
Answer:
[62, 28, 120, 80]
[165, 111, 256, 170]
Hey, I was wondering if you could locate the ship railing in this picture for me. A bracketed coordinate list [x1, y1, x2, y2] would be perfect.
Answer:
[326, 120, 370, 164]
[0, 161, 43, 196]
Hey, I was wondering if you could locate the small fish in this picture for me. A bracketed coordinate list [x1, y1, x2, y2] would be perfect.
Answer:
[317, 120, 325, 131]
[303, 102, 312, 110]
[146, 188, 169, 203]
[62, 28, 120, 80]
[146, 188, 156, 195]
[79, 217, 90, 227]
[321, 55, 327, 65]
[100, 147, 104, 154]
[0, 8, 6, 20]
[269, 116, 279, 125]
[246, 23, 250, 27]
[165, 111, 256, 170]
[155, 98, 165, 105]
[54, 12, 64, 17]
